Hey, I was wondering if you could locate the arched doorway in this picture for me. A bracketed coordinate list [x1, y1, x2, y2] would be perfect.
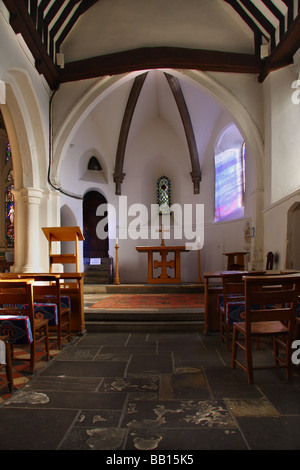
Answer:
[83, 191, 109, 263]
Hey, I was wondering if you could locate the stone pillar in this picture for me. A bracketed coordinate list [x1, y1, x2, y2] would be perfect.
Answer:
[20, 188, 44, 272]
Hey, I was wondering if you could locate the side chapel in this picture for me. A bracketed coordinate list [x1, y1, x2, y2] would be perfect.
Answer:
[0, 0, 300, 283]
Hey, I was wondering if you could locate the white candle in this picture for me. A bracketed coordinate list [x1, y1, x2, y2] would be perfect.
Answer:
[116, 238, 118, 245]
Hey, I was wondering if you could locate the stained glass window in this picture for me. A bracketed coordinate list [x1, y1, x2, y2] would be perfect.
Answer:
[6, 143, 11, 163]
[5, 183, 14, 247]
[157, 176, 171, 214]
[214, 143, 245, 221]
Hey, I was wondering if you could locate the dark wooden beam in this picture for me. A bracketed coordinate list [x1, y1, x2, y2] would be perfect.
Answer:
[164, 73, 201, 194]
[113, 73, 148, 195]
[55, 0, 99, 53]
[239, 0, 276, 49]
[3, 0, 59, 90]
[261, 0, 285, 40]
[42, 0, 65, 51]
[49, 0, 80, 62]
[259, 14, 300, 82]
[223, 0, 264, 55]
[60, 47, 262, 83]
[282, 0, 295, 28]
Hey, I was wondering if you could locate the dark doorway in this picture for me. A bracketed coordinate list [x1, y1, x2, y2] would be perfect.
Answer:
[83, 191, 109, 261]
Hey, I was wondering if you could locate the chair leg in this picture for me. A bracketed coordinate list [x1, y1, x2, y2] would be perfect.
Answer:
[5, 342, 13, 393]
[232, 326, 237, 369]
[57, 323, 62, 350]
[225, 324, 231, 350]
[45, 325, 50, 361]
[273, 336, 279, 366]
[245, 335, 254, 384]
[67, 312, 71, 342]
[286, 339, 293, 382]
[30, 341, 36, 374]
[220, 311, 224, 343]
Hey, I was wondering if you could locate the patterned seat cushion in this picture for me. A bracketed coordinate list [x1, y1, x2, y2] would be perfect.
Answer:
[33, 304, 58, 326]
[40, 295, 71, 311]
[0, 315, 33, 344]
[3, 303, 58, 326]
[226, 302, 246, 325]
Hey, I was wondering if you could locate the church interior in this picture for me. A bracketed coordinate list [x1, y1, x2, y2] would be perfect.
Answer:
[0, 0, 300, 452]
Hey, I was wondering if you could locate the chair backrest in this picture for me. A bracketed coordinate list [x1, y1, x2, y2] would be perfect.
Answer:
[19, 274, 62, 314]
[0, 279, 35, 324]
[243, 274, 300, 330]
[221, 272, 245, 304]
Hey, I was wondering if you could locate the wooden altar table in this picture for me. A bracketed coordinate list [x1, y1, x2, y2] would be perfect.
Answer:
[136, 245, 190, 284]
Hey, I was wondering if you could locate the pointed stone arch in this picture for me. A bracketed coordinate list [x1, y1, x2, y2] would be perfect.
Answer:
[164, 73, 201, 194]
[113, 72, 148, 195]
[113, 71, 201, 195]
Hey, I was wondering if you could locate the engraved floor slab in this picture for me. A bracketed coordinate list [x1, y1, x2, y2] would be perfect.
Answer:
[122, 399, 236, 429]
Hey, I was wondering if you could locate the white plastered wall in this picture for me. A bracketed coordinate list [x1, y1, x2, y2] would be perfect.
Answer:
[55, 69, 265, 282]
[0, 7, 58, 272]
[262, 54, 300, 270]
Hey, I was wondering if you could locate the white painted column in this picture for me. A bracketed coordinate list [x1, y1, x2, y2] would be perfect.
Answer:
[20, 187, 44, 272]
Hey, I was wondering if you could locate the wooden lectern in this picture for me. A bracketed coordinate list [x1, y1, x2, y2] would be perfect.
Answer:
[42, 226, 84, 273]
[42, 226, 85, 334]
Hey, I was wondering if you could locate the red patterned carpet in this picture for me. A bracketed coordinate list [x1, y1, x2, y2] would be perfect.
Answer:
[90, 293, 205, 309]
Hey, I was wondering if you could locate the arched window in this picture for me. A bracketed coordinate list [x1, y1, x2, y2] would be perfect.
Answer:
[214, 125, 245, 221]
[87, 156, 102, 171]
[5, 182, 14, 247]
[157, 176, 171, 214]
[0, 116, 14, 248]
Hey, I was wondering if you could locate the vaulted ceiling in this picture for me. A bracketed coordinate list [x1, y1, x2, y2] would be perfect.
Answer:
[3, 0, 300, 90]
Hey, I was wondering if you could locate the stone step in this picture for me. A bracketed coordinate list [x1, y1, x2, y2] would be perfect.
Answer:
[85, 309, 204, 323]
[84, 265, 112, 284]
[85, 320, 204, 333]
[84, 283, 204, 294]
[84, 275, 111, 284]
[83, 283, 205, 330]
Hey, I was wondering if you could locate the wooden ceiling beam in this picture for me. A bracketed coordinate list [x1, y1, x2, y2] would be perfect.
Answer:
[3, 0, 59, 90]
[259, 14, 300, 82]
[59, 47, 262, 83]
[261, 0, 285, 40]
[223, 0, 264, 55]
[239, 0, 276, 49]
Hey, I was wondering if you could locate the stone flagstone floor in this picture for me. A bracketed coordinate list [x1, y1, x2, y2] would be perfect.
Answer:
[0, 325, 300, 451]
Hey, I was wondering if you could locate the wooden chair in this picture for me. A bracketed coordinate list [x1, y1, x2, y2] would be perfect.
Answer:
[1, 273, 72, 350]
[29, 275, 71, 350]
[0, 335, 13, 393]
[232, 274, 300, 384]
[220, 272, 245, 350]
[0, 279, 50, 374]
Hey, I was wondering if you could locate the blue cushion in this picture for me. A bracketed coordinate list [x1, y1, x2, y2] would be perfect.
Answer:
[4, 303, 58, 326]
[226, 302, 246, 325]
[0, 316, 33, 344]
[33, 304, 58, 326]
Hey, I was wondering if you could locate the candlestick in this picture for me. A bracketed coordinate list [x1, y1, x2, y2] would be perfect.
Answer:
[114, 241, 120, 284]
[197, 241, 202, 284]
